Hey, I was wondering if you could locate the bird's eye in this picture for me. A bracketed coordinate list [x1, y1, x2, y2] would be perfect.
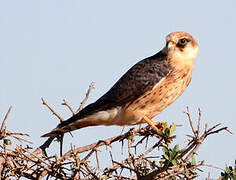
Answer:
[176, 38, 190, 48]
[179, 38, 188, 45]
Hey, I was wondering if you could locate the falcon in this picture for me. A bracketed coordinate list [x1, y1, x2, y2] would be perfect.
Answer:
[42, 31, 199, 137]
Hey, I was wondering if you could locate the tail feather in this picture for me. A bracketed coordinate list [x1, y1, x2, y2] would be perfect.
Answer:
[41, 116, 99, 137]
[41, 127, 69, 137]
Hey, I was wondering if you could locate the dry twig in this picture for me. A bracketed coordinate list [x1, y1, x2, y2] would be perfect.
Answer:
[0, 92, 232, 179]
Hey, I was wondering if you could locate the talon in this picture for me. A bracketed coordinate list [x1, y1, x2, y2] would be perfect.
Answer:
[143, 116, 165, 133]
[153, 121, 166, 131]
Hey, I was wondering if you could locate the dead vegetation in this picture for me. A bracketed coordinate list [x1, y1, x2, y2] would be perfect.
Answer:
[0, 83, 232, 179]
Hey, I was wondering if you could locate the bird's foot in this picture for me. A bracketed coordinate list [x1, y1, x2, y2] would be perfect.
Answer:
[143, 116, 165, 133]
[152, 121, 166, 131]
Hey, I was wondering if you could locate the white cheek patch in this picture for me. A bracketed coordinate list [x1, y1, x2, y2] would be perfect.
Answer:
[183, 46, 199, 60]
[169, 45, 199, 70]
[174, 46, 199, 61]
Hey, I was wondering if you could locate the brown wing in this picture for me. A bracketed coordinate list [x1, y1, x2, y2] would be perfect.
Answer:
[57, 50, 172, 128]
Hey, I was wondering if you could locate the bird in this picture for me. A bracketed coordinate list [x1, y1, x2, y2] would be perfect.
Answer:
[42, 31, 199, 137]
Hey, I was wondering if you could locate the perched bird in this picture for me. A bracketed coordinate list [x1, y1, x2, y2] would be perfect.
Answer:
[42, 31, 199, 137]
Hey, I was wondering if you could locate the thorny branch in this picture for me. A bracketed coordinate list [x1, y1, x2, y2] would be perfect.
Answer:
[0, 105, 12, 131]
[0, 106, 31, 144]
[181, 107, 232, 161]
[76, 82, 95, 114]
[34, 83, 95, 157]
[0, 85, 232, 179]
[41, 97, 64, 123]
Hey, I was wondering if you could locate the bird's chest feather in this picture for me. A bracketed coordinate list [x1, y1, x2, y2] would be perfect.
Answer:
[122, 69, 192, 124]
[95, 69, 192, 126]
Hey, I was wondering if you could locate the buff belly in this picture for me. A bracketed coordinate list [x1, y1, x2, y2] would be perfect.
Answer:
[122, 69, 192, 124]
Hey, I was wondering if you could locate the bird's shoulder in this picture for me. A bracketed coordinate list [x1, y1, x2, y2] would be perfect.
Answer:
[101, 50, 172, 102]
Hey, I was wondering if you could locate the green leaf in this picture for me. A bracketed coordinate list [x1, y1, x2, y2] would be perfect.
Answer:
[81, 160, 87, 165]
[157, 131, 165, 137]
[169, 124, 176, 136]
[172, 159, 178, 166]
[233, 174, 236, 180]
[169, 145, 178, 159]
[173, 144, 179, 152]
[191, 155, 196, 166]
[162, 161, 170, 171]
[225, 166, 231, 174]
[163, 122, 169, 130]
[164, 128, 170, 136]
[128, 135, 135, 142]
[163, 154, 169, 160]
[162, 146, 169, 154]
[185, 170, 190, 177]
[175, 153, 182, 159]
[170, 150, 177, 160]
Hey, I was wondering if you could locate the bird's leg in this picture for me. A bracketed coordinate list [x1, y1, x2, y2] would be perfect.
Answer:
[143, 116, 165, 132]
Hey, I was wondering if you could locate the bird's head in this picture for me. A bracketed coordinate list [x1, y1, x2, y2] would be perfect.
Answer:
[164, 32, 199, 69]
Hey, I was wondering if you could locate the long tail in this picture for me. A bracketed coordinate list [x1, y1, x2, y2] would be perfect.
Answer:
[41, 116, 98, 137]
[41, 127, 65, 137]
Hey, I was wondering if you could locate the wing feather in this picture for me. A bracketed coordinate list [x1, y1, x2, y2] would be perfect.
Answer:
[58, 50, 171, 128]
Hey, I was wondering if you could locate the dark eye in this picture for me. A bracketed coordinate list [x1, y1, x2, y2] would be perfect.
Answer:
[179, 38, 188, 45]
[177, 38, 190, 49]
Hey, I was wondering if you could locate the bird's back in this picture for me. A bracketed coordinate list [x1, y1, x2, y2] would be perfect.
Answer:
[57, 50, 171, 129]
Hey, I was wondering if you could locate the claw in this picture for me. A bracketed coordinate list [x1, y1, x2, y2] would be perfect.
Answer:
[143, 116, 165, 133]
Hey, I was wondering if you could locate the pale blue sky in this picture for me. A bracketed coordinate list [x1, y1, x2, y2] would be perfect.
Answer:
[0, 0, 236, 178]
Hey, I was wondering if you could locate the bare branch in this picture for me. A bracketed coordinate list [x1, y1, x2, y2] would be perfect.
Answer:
[0, 105, 12, 131]
[1, 91, 231, 180]
[76, 82, 95, 114]
[197, 108, 202, 137]
[62, 99, 76, 115]
[184, 106, 197, 136]
[41, 97, 64, 122]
